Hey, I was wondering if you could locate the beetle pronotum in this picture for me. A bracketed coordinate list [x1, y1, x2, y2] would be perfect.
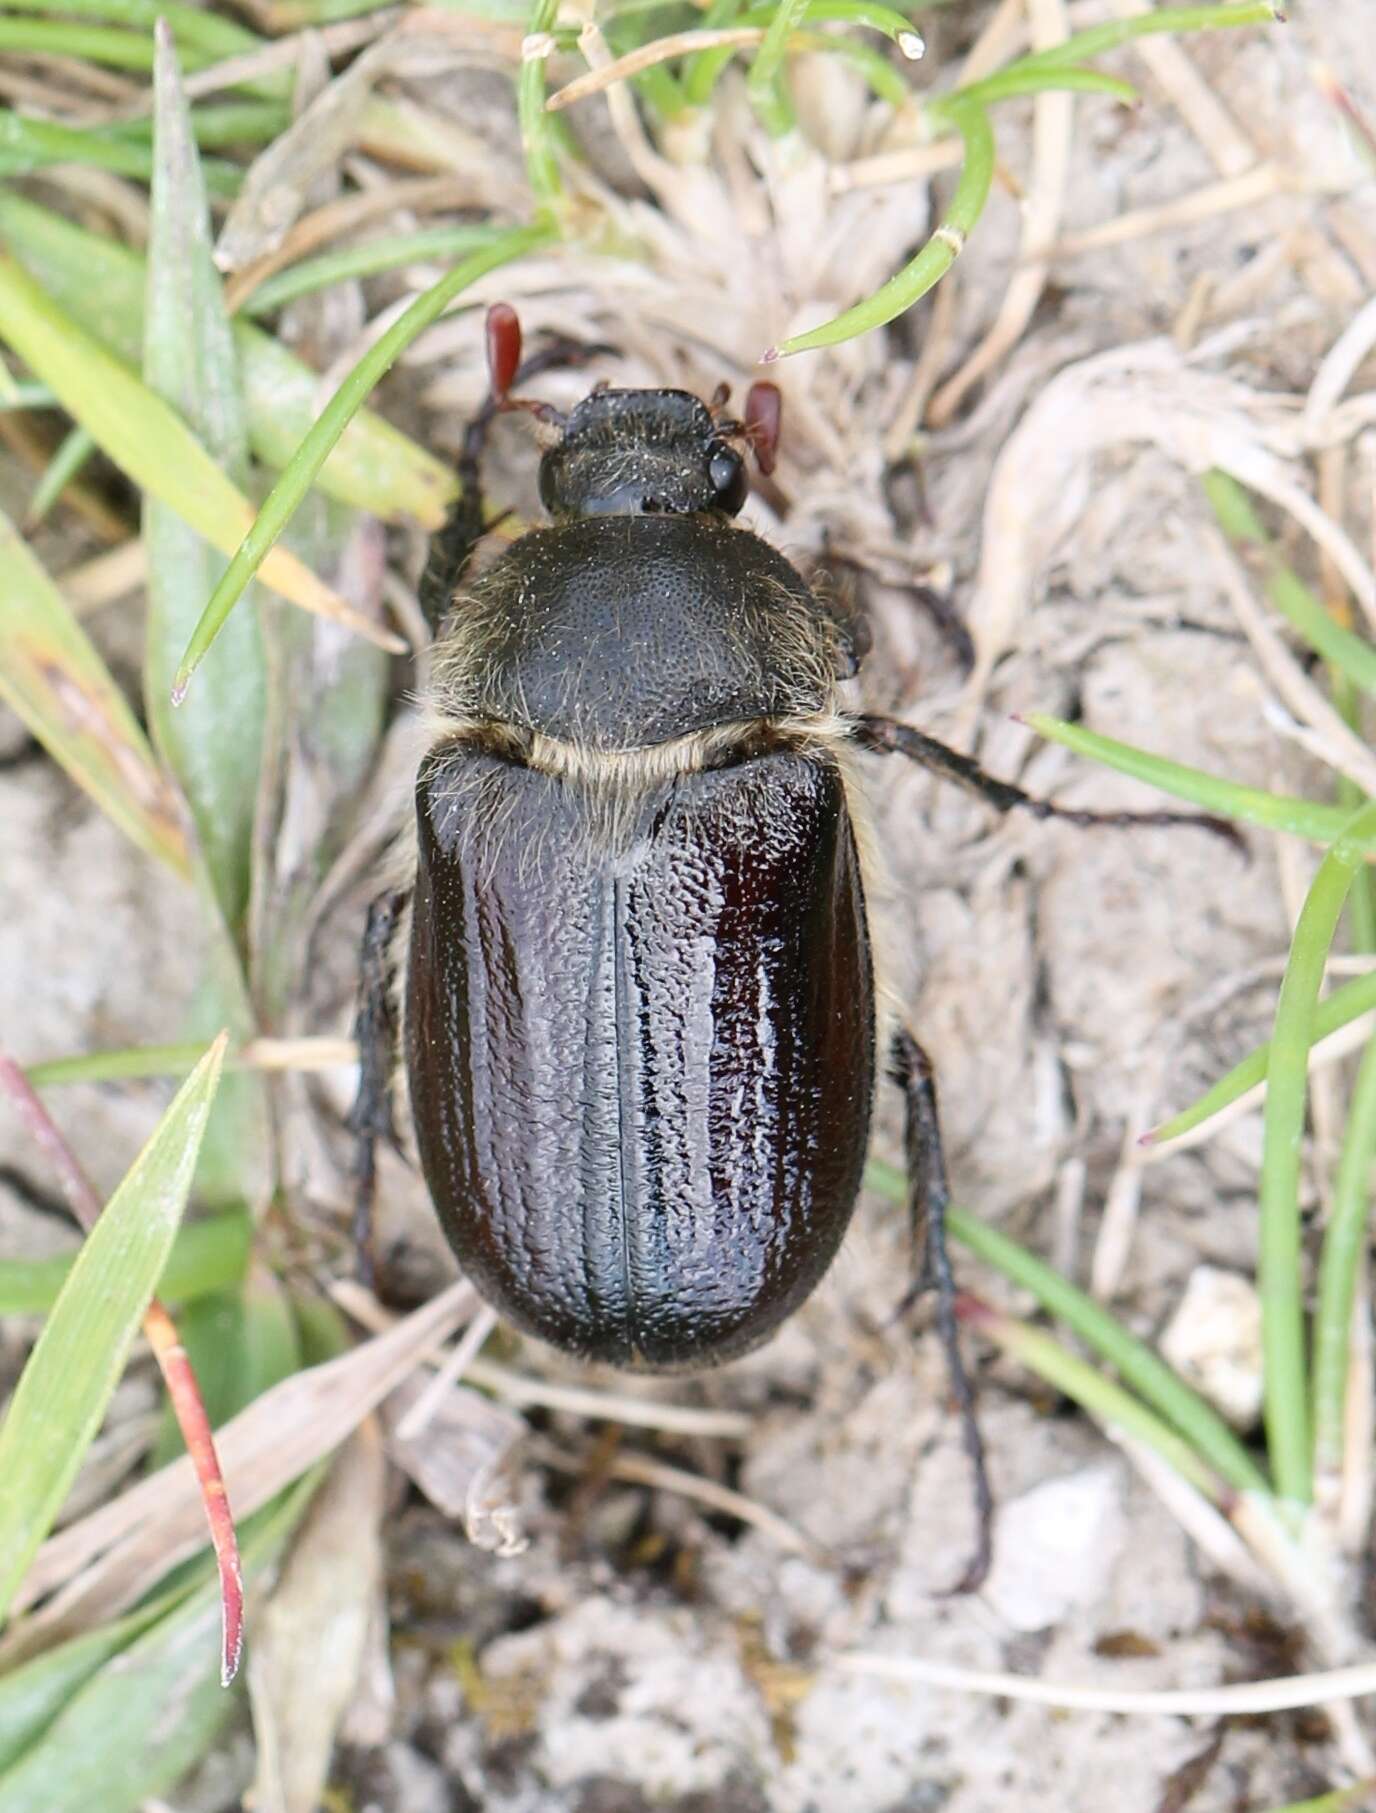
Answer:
[351, 305, 1233, 1585]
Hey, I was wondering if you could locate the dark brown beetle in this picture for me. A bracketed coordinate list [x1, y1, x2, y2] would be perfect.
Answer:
[352, 305, 1232, 1582]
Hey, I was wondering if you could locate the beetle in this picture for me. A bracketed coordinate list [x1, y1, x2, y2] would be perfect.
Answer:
[351, 304, 1232, 1584]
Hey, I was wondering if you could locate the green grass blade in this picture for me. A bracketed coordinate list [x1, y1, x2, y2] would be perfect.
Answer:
[962, 1301, 1228, 1502]
[110, 100, 290, 150]
[1313, 1030, 1376, 1482]
[0, 194, 457, 528]
[242, 223, 504, 315]
[521, 0, 563, 207]
[1202, 470, 1376, 700]
[0, 1470, 316, 1812]
[1148, 968, 1376, 1145]
[174, 223, 552, 695]
[1256, 1787, 1376, 1813]
[748, 0, 809, 134]
[24, 1043, 211, 1086]
[23, 1036, 354, 1088]
[180, 946, 272, 1210]
[0, 382, 56, 410]
[0, 0, 260, 62]
[0, 506, 193, 877]
[0, 18, 209, 69]
[25, 425, 96, 526]
[0, 1037, 227, 1625]
[0, 258, 367, 632]
[684, 0, 745, 106]
[1012, 1, 1277, 70]
[738, 0, 927, 54]
[1333, 709, 1376, 949]
[1260, 800, 1376, 1507]
[866, 1160, 1271, 1495]
[764, 0, 1274, 358]
[1024, 714, 1370, 845]
[0, 112, 240, 196]
[0, 1579, 200, 1775]
[767, 97, 994, 358]
[952, 64, 1137, 107]
[0, 1209, 251, 1317]
[144, 24, 266, 935]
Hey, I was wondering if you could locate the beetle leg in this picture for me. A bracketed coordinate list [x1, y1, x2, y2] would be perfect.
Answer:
[854, 714, 1245, 850]
[347, 886, 408, 1284]
[890, 1028, 995, 1594]
[820, 549, 974, 674]
[419, 466, 488, 634]
[420, 333, 618, 632]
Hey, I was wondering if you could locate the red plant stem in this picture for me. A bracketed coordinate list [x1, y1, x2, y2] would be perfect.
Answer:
[0, 1053, 102, 1225]
[0, 1051, 245, 1685]
[142, 1299, 244, 1684]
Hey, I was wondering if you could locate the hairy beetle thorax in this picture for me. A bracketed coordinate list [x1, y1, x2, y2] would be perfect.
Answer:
[427, 512, 844, 755]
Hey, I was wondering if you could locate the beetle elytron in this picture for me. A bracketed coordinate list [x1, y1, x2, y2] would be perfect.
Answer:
[352, 306, 1227, 1582]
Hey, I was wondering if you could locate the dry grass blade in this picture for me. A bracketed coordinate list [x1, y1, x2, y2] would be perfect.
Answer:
[830, 140, 964, 194]
[831, 1652, 1376, 1716]
[247, 1425, 387, 1813]
[59, 540, 145, 615]
[0, 508, 191, 876]
[1110, 0, 1257, 176]
[927, 0, 1074, 427]
[333, 1283, 754, 1438]
[463, 1356, 754, 1440]
[533, 1438, 831, 1562]
[384, 1371, 526, 1555]
[394, 1304, 498, 1438]
[1042, 162, 1289, 260]
[221, 173, 486, 314]
[545, 28, 766, 111]
[214, 30, 489, 275]
[153, 11, 397, 109]
[1141, 1011, 1376, 1162]
[1305, 294, 1376, 439]
[1208, 531, 1376, 796]
[960, 336, 1375, 713]
[215, 36, 397, 271]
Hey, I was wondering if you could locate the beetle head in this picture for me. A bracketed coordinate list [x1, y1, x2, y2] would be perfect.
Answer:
[481, 304, 780, 521]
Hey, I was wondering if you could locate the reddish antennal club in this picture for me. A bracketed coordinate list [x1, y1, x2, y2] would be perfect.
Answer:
[486, 302, 523, 405]
[481, 302, 568, 434]
[743, 382, 782, 476]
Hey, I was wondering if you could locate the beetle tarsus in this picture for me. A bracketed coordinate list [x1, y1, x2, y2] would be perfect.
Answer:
[348, 886, 408, 1285]
[890, 1029, 994, 1595]
[855, 714, 1245, 852]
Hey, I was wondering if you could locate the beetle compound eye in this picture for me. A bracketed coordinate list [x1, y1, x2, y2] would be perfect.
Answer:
[708, 447, 748, 513]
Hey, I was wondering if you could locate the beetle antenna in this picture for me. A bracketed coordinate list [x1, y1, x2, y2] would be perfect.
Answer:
[742, 382, 782, 476]
[709, 380, 782, 475]
[483, 302, 567, 439]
